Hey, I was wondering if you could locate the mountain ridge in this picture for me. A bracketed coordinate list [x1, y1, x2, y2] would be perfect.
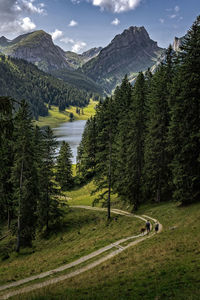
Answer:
[0, 27, 167, 94]
[82, 26, 164, 92]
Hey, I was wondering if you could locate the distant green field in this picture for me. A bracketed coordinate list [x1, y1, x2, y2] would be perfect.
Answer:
[34, 100, 98, 128]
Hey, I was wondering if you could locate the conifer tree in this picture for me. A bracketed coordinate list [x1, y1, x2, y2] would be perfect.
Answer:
[168, 16, 200, 204]
[111, 76, 133, 200]
[93, 97, 116, 220]
[122, 72, 147, 210]
[56, 141, 73, 190]
[144, 62, 172, 203]
[0, 97, 14, 227]
[38, 126, 62, 231]
[77, 116, 97, 179]
[11, 101, 38, 251]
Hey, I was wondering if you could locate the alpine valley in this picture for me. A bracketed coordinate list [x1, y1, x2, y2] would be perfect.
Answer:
[0, 26, 166, 96]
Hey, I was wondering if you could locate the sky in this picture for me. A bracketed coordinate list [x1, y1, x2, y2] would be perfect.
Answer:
[0, 0, 199, 53]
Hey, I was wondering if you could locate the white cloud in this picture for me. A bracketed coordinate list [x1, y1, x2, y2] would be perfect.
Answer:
[20, 16, 36, 31]
[68, 20, 78, 27]
[60, 37, 87, 53]
[71, 0, 81, 3]
[174, 5, 180, 12]
[111, 18, 120, 25]
[92, 0, 141, 13]
[170, 14, 177, 19]
[0, 0, 45, 36]
[72, 41, 86, 53]
[72, 0, 141, 13]
[21, 0, 46, 15]
[159, 18, 164, 24]
[60, 37, 75, 44]
[51, 29, 63, 40]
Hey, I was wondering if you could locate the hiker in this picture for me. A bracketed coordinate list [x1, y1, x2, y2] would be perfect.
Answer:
[146, 220, 151, 234]
[155, 223, 159, 233]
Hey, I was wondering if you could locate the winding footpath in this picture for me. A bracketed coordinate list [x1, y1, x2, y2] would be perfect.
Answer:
[0, 206, 162, 300]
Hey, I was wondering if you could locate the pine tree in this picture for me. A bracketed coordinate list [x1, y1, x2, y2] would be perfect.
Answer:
[122, 73, 147, 210]
[77, 116, 97, 179]
[168, 16, 200, 204]
[144, 62, 172, 203]
[11, 101, 38, 251]
[111, 76, 133, 201]
[93, 97, 116, 220]
[38, 126, 62, 231]
[56, 141, 73, 190]
[0, 97, 14, 227]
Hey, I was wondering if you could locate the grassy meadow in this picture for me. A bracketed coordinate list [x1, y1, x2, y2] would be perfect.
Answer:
[0, 206, 143, 287]
[34, 100, 98, 128]
[5, 200, 199, 300]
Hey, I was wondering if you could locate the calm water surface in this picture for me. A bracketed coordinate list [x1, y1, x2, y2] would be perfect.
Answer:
[53, 120, 86, 164]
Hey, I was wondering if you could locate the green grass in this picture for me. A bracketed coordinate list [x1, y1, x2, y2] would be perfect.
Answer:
[34, 100, 98, 128]
[0, 208, 143, 287]
[13, 201, 200, 300]
[66, 180, 121, 208]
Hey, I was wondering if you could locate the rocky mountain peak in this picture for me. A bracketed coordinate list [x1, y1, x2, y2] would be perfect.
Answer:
[109, 25, 158, 50]
[82, 25, 164, 93]
[81, 47, 103, 61]
[0, 36, 9, 47]
[0, 30, 71, 72]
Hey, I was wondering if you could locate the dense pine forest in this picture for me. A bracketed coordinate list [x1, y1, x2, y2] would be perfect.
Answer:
[77, 16, 200, 213]
[0, 55, 95, 119]
[0, 99, 74, 252]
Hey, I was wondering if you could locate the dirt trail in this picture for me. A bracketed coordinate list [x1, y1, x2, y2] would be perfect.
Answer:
[0, 206, 162, 300]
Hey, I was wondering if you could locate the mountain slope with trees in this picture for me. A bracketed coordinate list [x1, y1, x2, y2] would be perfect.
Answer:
[0, 55, 92, 119]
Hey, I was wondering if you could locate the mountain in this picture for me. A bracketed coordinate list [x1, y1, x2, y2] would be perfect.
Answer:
[50, 68, 103, 94]
[82, 26, 164, 93]
[0, 31, 71, 72]
[81, 47, 103, 63]
[0, 54, 91, 119]
[0, 27, 164, 94]
[65, 47, 102, 69]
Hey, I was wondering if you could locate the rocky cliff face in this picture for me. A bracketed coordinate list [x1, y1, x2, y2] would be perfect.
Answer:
[0, 31, 71, 72]
[81, 47, 102, 63]
[82, 26, 164, 92]
[173, 36, 185, 52]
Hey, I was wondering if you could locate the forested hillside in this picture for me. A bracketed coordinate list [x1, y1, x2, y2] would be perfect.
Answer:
[77, 16, 200, 211]
[0, 55, 92, 119]
[0, 98, 73, 252]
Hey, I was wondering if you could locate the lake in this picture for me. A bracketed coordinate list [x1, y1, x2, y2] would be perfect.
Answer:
[53, 120, 87, 164]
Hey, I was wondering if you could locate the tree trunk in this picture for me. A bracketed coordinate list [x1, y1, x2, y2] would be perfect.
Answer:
[16, 159, 23, 253]
[107, 131, 112, 220]
[7, 208, 10, 230]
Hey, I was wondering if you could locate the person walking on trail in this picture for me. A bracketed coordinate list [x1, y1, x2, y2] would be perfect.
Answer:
[146, 220, 151, 234]
[155, 223, 159, 233]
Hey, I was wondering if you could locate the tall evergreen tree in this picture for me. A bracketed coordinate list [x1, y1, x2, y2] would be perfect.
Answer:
[38, 126, 62, 231]
[144, 62, 172, 203]
[93, 97, 116, 220]
[0, 97, 14, 227]
[121, 73, 147, 210]
[168, 16, 200, 204]
[11, 101, 38, 251]
[56, 141, 73, 190]
[77, 116, 97, 179]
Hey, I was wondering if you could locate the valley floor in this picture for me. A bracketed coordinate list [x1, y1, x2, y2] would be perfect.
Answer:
[34, 100, 98, 128]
